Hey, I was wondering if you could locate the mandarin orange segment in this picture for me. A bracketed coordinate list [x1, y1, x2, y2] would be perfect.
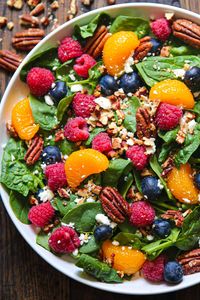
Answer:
[103, 31, 139, 76]
[167, 163, 199, 204]
[102, 240, 146, 275]
[11, 98, 39, 140]
[65, 149, 109, 188]
[149, 79, 195, 109]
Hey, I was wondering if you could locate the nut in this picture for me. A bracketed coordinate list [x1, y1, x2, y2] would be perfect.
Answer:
[27, 0, 41, 7]
[107, 0, 116, 4]
[100, 187, 129, 223]
[19, 14, 39, 27]
[7, 21, 14, 30]
[7, 0, 23, 9]
[40, 16, 50, 27]
[134, 36, 152, 62]
[30, 3, 45, 16]
[83, 25, 111, 58]
[176, 111, 196, 144]
[67, 0, 78, 18]
[50, 0, 59, 10]
[161, 209, 184, 227]
[0, 17, 8, 28]
[24, 136, 44, 165]
[6, 122, 18, 137]
[57, 188, 70, 199]
[178, 249, 200, 275]
[161, 156, 174, 177]
[160, 45, 171, 57]
[81, 0, 93, 6]
[12, 28, 44, 51]
[0, 50, 22, 73]
[136, 107, 157, 140]
[172, 19, 200, 49]
[55, 129, 65, 142]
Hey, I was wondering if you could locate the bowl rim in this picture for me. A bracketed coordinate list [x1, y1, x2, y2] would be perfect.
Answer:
[1, 2, 200, 295]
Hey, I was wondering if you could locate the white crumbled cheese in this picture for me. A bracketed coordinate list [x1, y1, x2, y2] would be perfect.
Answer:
[41, 163, 47, 172]
[44, 95, 54, 106]
[127, 132, 134, 138]
[69, 74, 76, 81]
[11, 154, 15, 161]
[70, 84, 83, 92]
[51, 82, 56, 89]
[118, 88, 124, 93]
[79, 233, 89, 245]
[146, 235, 154, 241]
[94, 97, 112, 110]
[33, 170, 39, 175]
[110, 222, 117, 229]
[126, 138, 134, 146]
[188, 119, 197, 133]
[182, 198, 191, 203]
[112, 240, 119, 246]
[63, 154, 69, 160]
[46, 135, 53, 140]
[127, 92, 133, 97]
[38, 186, 54, 202]
[173, 69, 186, 79]
[165, 12, 174, 20]
[2, 143, 6, 149]
[74, 197, 84, 205]
[143, 137, 156, 155]
[124, 56, 134, 73]
[72, 249, 79, 256]
[121, 246, 125, 251]
[66, 222, 75, 228]
[57, 75, 62, 80]
[86, 197, 95, 203]
[157, 179, 164, 190]
[52, 66, 57, 71]
[95, 213, 110, 226]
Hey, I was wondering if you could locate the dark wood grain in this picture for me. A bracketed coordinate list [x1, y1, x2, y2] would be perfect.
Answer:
[1, 1, 200, 300]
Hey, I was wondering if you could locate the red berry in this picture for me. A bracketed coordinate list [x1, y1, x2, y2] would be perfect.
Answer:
[72, 92, 96, 118]
[155, 102, 183, 131]
[49, 226, 80, 254]
[45, 163, 67, 191]
[64, 117, 89, 142]
[28, 201, 55, 228]
[126, 145, 149, 170]
[58, 37, 83, 63]
[129, 200, 155, 227]
[73, 54, 96, 78]
[151, 18, 171, 42]
[92, 132, 112, 153]
[27, 67, 55, 97]
[142, 255, 166, 282]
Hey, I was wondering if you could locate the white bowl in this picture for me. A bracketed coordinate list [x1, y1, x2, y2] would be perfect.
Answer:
[1, 3, 200, 295]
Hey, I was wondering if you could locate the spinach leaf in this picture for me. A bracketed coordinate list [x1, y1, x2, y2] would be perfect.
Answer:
[20, 46, 58, 81]
[158, 143, 174, 164]
[113, 232, 145, 249]
[123, 96, 140, 133]
[55, 59, 73, 81]
[57, 94, 74, 122]
[175, 124, 200, 167]
[132, 169, 142, 193]
[118, 173, 133, 199]
[110, 16, 149, 38]
[118, 219, 137, 234]
[36, 230, 50, 251]
[158, 127, 179, 164]
[102, 158, 132, 187]
[176, 206, 200, 250]
[29, 95, 59, 130]
[79, 236, 100, 254]
[158, 127, 179, 143]
[10, 191, 30, 224]
[136, 56, 200, 87]
[55, 195, 77, 216]
[0, 138, 42, 196]
[74, 13, 111, 39]
[76, 254, 123, 283]
[62, 202, 103, 232]
[84, 128, 105, 146]
[58, 139, 78, 155]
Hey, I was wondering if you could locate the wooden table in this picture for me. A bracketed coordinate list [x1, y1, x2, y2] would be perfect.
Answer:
[0, 1, 200, 299]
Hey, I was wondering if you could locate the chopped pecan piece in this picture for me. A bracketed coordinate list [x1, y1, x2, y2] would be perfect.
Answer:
[160, 45, 171, 57]
[12, 28, 44, 51]
[100, 187, 129, 223]
[0, 17, 8, 28]
[57, 188, 70, 199]
[161, 156, 174, 177]
[24, 136, 44, 165]
[0, 50, 23, 72]
[51, 0, 59, 10]
[67, 0, 78, 19]
[134, 36, 152, 62]
[81, 0, 93, 6]
[27, 0, 41, 7]
[19, 14, 39, 27]
[176, 111, 196, 144]
[136, 107, 157, 140]
[7, 21, 14, 30]
[161, 209, 184, 227]
[6, 121, 18, 138]
[172, 19, 200, 49]
[30, 3, 45, 16]
[54, 129, 65, 142]
[83, 25, 111, 58]
[178, 249, 200, 275]
[7, 0, 23, 10]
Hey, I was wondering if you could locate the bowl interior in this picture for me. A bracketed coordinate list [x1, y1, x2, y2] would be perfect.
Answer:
[1, 3, 200, 295]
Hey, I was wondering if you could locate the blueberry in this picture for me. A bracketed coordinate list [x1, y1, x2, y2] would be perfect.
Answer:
[35, 187, 54, 203]
[152, 219, 171, 238]
[41, 146, 62, 165]
[149, 38, 162, 55]
[164, 261, 183, 284]
[49, 81, 67, 104]
[94, 225, 113, 242]
[141, 176, 162, 200]
[99, 75, 119, 96]
[183, 66, 200, 92]
[194, 173, 200, 189]
[119, 72, 143, 94]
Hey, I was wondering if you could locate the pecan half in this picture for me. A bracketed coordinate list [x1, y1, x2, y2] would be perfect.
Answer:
[30, 3, 45, 16]
[0, 50, 23, 72]
[12, 28, 44, 51]
[19, 14, 39, 27]
[172, 19, 200, 49]
[161, 209, 184, 227]
[100, 187, 129, 223]
[24, 136, 44, 165]
[178, 249, 200, 275]
[136, 107, 156, 140]
[54, 129, 65, 142]
[134, 36, 152, 62]
[83, 25, 111, 58]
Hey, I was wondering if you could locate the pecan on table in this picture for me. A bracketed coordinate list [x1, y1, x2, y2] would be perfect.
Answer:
[0, 50, 23, 73]
[134, 36, 152, 62]
[24, 136, 44, 165]
[0, 17, 8, 28]
[178, 249, 200, 275]
[136, 107, 157, 140]
[172, 19, 200, 49]
[12, 28, 45, 51]
[100, 187, 129, 223]
[83, 25, 111, 58]
[30, 3, 45, 16]
[7, 0, 23, 10]
[19, 14, 39, 27]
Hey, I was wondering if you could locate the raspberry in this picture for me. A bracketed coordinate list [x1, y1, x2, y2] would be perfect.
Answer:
[142, 255, 166, 282]
[28, 201, 55, 228]
[58, 37, 83, 63]
[73, 54, 96, 78]
[45, 163, 67, 191]
[72, 93, 96, 118]
[129, 200, 155, 227]
[92, 132, 112, 153]
[27, 67, 55, 97]
[126, 145, 149, 170]
[48, 226, 80, 254]
[151, 18, 171, 42]
[155, 103, 183, 130]
[64, 117, 89, 142]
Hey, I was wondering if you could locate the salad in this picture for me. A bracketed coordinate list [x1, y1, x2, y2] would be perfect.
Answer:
[1, 12, 200, 285]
